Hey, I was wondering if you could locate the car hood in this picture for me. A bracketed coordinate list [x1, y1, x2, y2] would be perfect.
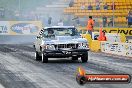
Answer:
[42, 36, 87, 44]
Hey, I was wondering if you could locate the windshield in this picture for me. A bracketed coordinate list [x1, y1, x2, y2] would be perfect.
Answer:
[41, 28, 79, 38]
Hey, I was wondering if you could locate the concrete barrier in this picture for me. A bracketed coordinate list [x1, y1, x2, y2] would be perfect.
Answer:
[90, 40, 101, 52]
[101, 41, 132, 57]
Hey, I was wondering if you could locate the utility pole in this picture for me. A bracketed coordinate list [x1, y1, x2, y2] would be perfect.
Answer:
[18, 0, 20, 20]
[112, 0, 115, 27]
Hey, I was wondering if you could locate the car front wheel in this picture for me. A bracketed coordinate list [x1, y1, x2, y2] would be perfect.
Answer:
[42, 53, 48, 63]
[81, 52, 88, 63]
[35, 51, 41, 61]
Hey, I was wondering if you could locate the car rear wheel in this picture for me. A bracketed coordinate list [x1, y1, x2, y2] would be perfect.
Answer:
[35, 51, 41, 61]
[81, 52, 88, 63]
[72, 56, 78, 60]
[42, 53, 48, 63]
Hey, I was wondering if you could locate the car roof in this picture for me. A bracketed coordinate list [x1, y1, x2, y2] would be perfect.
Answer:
[39, 26, 76, 34]
[44, 26, 75, 29]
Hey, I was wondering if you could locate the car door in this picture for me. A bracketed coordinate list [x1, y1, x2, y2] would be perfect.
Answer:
[35, 29, 45, 52]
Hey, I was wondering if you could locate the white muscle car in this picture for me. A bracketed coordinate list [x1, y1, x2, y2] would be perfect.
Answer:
[34, 26, 89, 63]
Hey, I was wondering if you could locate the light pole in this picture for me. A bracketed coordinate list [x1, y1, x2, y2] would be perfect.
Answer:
[18, 0, 20, 20]
[18, 0, 21, 12]
[112, 0, 115, 27]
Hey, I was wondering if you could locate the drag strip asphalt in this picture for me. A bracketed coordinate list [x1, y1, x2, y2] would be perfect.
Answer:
[0, 44, 132, 88]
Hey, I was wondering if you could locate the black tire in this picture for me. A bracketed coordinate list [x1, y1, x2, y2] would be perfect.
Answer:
[42, 53, 48, 63]
[81, 52, 88, 63]
[72, 56, 78, 60]
[35, 51, 41, 61]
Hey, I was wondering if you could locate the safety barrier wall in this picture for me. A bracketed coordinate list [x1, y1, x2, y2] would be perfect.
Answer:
[101, 41, 132, 57]
[0, 21, 42, 35]
[78, 27, 132, 36]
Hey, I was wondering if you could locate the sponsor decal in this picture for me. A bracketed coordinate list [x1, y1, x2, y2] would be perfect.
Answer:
[101, 43, 105, 51]
[11, 23, 39, 34]
[0, 25, 8, 33]
[0, 21, 9, 34]
[103, 29, 132, 36]
[118, 29, 132, 35]
[117, 44, 122, 52]
[101, 42, 132, 57]
[109, 44, 118, 51]
[90, 28, 132, 36]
